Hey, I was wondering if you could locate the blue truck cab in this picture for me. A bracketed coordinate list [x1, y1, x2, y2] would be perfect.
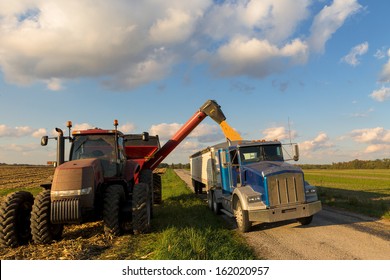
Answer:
[191, 140, 322, 232]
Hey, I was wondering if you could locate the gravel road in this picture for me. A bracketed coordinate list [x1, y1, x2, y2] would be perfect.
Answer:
[174, 169, 390, 260]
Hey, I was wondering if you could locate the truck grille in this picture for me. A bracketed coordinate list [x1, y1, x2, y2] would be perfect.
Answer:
[266, 173, 305, 207]
[51, 199, 81, 223]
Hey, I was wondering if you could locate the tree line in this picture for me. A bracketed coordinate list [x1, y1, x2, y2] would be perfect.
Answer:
[298, 158, 390, 169]
[160, 158, 390, 170]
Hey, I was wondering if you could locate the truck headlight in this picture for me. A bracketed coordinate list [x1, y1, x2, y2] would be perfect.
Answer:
[247, 194, 262, 203]
[305, 188, 317, 194]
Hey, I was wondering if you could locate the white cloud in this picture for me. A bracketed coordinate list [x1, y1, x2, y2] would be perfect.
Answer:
[349, 127, 390, 154]
[119, 123, 136, 134]
[309, 0, 362, 53]
[149, 8, 199, 44]
[202, 0, 310, 44]
[341, 42, 369, 66]
[208, 36, 308, 78]
[73, 123, 93, 131]
[149, 122, 223, 143]
[46, 78, 63, 91]
[374, 48, 387, 59]
[299, 132, 333, 152]
[379, 57, 390, 83]
[0, 124, 33, 137]
[32, 128, 47, 138]
[0, 0, 362, 89]
[364, 144, 390, 154]
[262, 126, 298, 141]
[369, 87, 390, 102]
[350, 127, 390, 144]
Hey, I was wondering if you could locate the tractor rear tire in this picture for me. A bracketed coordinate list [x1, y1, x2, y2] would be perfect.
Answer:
[0, 191, 34, 247]
[103, 185, 125, 237]
[140, 169, 154, 216]
[31, 190, 63, 244]
[132, 183, 151, 234]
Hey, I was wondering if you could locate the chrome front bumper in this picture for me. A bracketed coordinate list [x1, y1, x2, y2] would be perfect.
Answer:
[248, 200, 322, 223]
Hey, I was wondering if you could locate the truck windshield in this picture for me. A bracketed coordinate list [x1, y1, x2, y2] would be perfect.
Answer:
[70, 135, 116, 161]
[239, 145, 283, 163]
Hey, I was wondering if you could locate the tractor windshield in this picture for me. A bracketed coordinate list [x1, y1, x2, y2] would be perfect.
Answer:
[70, 135, 116, 161]
[239, 144, 284, 164]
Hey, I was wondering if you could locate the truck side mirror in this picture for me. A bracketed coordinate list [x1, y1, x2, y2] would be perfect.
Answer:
[142, 132, 149, 141]
[41, 136, 48, 146]
[293, 144, 299, 161]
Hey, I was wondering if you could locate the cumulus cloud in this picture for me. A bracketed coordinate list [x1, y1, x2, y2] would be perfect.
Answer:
[46, 78, 63, 91]
[308, 0, 362, 53]
[0, 0, 362, 90]
[350, 127, 390, 154]
[350, 127, 390, 143]
[262, 126, 298, 141]
[379, 49, 390, 83]
[369, 87, 390, 102]
[207, 36, 308, 78]
[0, 124, 33, 137]
[341, 41, 369, 66]
[300, 132, 333, 152]
[72, 123, 93, 131]
[149, 122, 224, 143]
[119, 123, 136, 134]
[32, 128, 47, 138]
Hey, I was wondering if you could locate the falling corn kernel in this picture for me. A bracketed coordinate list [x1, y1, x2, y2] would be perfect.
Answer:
[219, 120, 242, 141]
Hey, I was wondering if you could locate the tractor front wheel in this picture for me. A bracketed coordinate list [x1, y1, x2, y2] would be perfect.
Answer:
[0, 191, 34, 247]
[31, 190, 63, 244]
[103, 185, 125, 237]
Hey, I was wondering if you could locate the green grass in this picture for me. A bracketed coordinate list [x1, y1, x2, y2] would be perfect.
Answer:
[100, 168, 256, 260]
[0, 187, 43, 197]
[303, 169, 390, 219]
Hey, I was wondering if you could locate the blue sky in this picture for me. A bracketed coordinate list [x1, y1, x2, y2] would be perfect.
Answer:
[0, 0, 389, 165]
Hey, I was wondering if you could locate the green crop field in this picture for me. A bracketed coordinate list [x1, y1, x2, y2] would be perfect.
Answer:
[303, 169, 390, 219]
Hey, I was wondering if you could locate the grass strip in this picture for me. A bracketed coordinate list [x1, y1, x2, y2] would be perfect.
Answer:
[304, 169, 390, 219]
[100, 168, 256, 260]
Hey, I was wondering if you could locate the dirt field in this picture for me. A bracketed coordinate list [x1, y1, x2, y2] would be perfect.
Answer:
[0, 165, 117, 259]
[0, 165, 54, 195]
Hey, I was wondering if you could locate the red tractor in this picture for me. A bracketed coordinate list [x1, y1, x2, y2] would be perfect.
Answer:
[0, 100, 226, 247]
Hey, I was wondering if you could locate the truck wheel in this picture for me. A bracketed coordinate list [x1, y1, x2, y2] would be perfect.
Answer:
[0, 191, 34, 247]
[212, 191, 221, 215]
[31, 190, 63, 244]
[297, 215, 313, 225]
[132, 183, 151, 234]
[103, 185, 125, 237]
[234, 200, 251, 233]
[207, 191, 213, 211]
[153, 173, 162, 204]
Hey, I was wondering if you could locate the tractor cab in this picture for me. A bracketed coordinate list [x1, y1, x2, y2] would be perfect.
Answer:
[70, 129, 126, 178]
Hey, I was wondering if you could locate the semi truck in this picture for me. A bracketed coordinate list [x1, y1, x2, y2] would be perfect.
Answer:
[0, 100, 227, 247]
[190, 140, 322, 232]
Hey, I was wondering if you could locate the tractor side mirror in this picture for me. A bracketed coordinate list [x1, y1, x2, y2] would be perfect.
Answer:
[41, 136, 48, 146]
[142, 132, 149, 141]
